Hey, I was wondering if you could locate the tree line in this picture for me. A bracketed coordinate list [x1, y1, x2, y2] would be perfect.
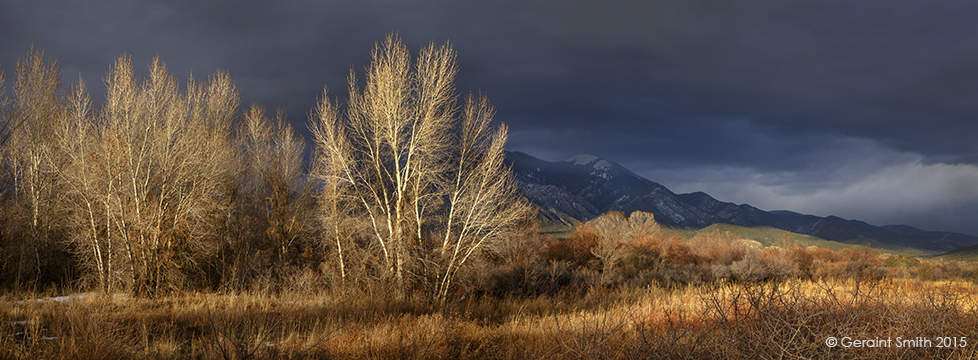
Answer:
[0, 35, 531, 303]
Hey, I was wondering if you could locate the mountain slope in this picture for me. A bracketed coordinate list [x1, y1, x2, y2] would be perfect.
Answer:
[505, 151, 978, 253]
[935, 243, 978, 262]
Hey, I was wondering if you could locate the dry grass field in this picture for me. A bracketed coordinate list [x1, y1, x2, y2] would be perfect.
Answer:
[3, 210, 977, 359]
[3, 272, 976, 359]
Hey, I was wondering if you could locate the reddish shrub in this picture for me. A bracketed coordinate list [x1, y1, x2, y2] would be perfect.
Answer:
[663, 241, 700, 265]
[618, 234, 670, 277]
[809, 247, 842, 262]
[786, 244, 816, 278]
[786, 245, 845, 279]
[689, 230, 748, 265]
[544, 224, 599, 267]
[785, 244, 841, 278]
[841, 247, 882, 266]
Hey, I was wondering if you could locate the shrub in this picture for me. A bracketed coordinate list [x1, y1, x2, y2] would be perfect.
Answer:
[544, 227, 598, 268]
[730, 254, 768, 282]
[883, 254, 921, 268]
[653, 264, 706, 287]
[708, 264, 733, 281]
[477, 259, 594, 299]
[585, 211, 662, 278]
[662, 241, 700, 266]
[787, 244, 843, 279]
[486, 218, 549, 267]
[839, 247, 883, 281]
[729, 249, 798, 283]
[617, 240, 662, 278]
[688, 230, 748, 265]
[758, 248, 800, 281]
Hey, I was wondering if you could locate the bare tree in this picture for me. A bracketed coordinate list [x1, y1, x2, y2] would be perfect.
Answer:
[3, 49, 68, 286]
[54, 76, 120, 290]
[3, 50, 314, 294]
[588, 211, 661, 281]
[310, 93, 354, 283]
[434, 93, 531, 302]
[239, 105, 315, 262]
[311, 34, 531, 302]
[95, 55, 239, 296]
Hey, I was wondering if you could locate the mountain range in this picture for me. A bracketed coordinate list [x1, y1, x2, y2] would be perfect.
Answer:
[505, 151, 978, 253]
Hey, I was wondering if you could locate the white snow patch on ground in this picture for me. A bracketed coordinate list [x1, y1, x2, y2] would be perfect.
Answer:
[11, 292, 129, 305]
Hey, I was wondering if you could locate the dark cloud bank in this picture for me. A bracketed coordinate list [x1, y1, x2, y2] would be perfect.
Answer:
[2, 1, 976, 234]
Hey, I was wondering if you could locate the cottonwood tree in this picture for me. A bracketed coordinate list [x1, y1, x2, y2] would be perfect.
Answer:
[3, 49, 69, 286]
[53, 76, 119, 290]
[588, 211, 660, 281]
[311, 34, 531, 302]
[309, 96, 354, 284]
[94, 55, 239, 296]
[237, 105, 315, 263]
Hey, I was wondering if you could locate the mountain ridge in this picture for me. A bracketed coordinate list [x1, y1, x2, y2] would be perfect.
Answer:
[505, 151, 978, 253]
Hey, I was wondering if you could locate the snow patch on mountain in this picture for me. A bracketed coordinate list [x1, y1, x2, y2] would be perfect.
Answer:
[566, 154, 599, 166]
[593, 159, 614, 170]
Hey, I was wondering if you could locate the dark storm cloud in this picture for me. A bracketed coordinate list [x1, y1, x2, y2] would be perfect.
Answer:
[2, 1, 976, 233]
[500, 1, 978, 162]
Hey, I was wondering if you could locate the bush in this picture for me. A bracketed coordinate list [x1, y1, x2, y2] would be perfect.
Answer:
[688, 230, 748, 265]
[661, 241, 700, 266]
[544, 229, 598, 268]
[653, 264, 706, 288]
[583, 211, 662, 278]
[477, 260, 592, 299]
[730, 249, 799, 283]
[787, 244, 843, 279]
[839, 247, 883, 281]
[708, 264, 733, 281]
[883, 254, 921, 268]
[731, 255, 768, 282]
[617, 240, 662, 278]
[759, 251, 800, 281]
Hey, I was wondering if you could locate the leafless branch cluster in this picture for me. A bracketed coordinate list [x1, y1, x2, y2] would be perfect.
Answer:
[60, 55, 240, 295]
[1, 50, 251, 295]
[311, 34, 530, 302]
[585, 211, 661, 280]
[0, 36, 530, 301]
[1, 48, 68, 287]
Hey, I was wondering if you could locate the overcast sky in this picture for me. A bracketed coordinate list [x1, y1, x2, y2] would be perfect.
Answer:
[2, 1, 976, 234]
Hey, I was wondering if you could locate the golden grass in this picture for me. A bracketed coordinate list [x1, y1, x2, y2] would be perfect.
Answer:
[2, 277, 976, 359]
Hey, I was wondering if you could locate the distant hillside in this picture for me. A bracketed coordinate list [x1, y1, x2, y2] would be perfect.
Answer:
[934, 244, 978, 262]
[671, 224, 846, 249]
[663, 223, 933, 256]
[506, 151, 978, 253]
